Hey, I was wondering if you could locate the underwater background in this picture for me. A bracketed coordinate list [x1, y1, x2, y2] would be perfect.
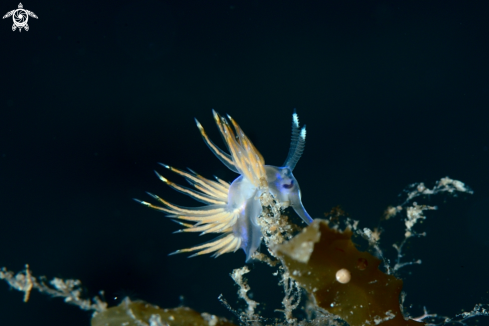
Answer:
[0, 0, 489, 325]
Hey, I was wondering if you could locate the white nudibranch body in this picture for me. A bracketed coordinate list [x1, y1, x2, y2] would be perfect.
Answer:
[135, 110, 313, 261]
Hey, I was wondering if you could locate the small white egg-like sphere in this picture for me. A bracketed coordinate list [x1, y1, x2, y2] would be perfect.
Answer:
[335, 268, 351, 284]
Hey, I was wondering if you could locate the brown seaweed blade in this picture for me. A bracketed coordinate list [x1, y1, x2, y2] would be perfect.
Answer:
[91, 297, 236, 326]
[275, 219, 422, 326]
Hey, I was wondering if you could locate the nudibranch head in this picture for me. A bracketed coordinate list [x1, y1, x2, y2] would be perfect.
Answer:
[135, 109, 313, 261]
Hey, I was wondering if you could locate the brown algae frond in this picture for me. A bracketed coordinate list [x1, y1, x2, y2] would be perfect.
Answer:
[275, 219, 421, 326]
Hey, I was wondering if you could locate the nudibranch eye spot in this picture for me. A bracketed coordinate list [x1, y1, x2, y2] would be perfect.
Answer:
[335, 268, 351, 284]
[282, 180, 294, 189]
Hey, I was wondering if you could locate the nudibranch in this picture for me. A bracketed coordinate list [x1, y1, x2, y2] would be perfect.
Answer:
[135, 110, 313, 261]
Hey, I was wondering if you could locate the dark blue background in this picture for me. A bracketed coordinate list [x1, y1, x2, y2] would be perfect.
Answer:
[0, 0, 488, 325]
